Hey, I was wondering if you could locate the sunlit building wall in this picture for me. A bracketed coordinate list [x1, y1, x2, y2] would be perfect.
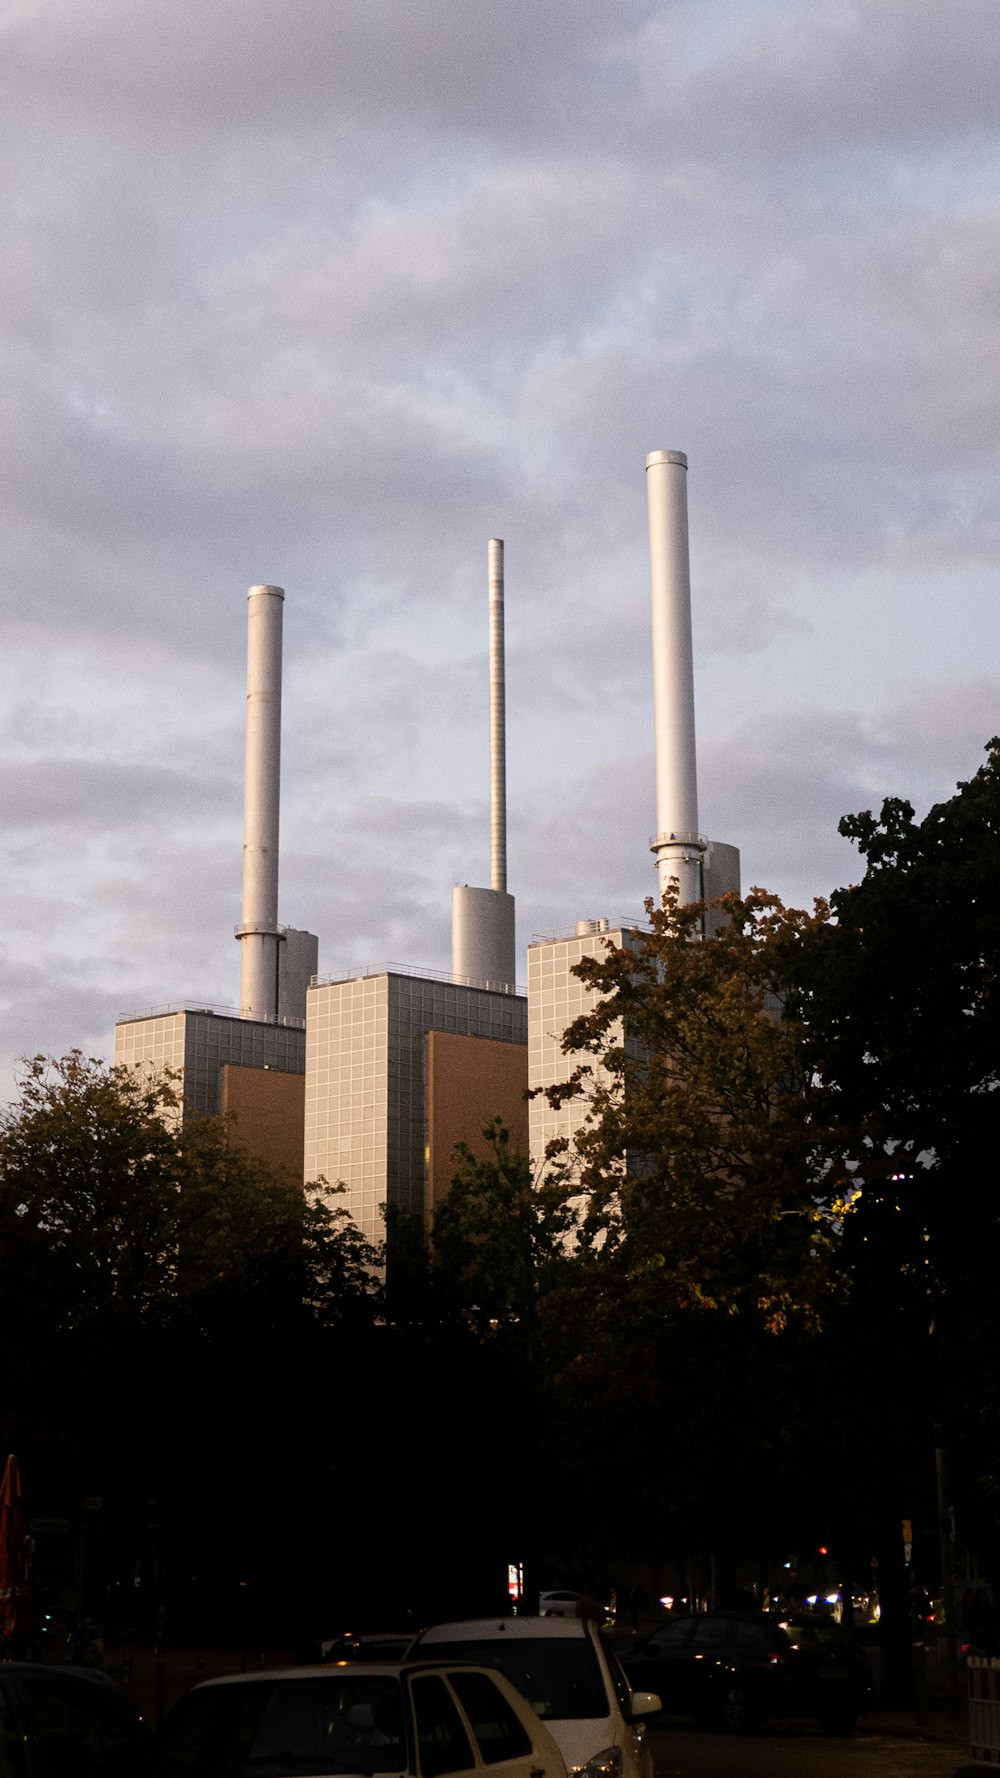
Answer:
[305, 968, 526, 1246]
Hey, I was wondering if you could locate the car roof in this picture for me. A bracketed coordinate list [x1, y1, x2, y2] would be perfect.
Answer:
[189, 1661, 508, 1691]
[0, 1663, 120, 1687]
[416, 1617, 588, 1642]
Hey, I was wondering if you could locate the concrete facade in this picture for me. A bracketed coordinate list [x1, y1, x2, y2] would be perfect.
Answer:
[527, 921, 640, 1180]
[305, 968, 527, 1246]
[221, 1061, 306, 1182]
[115, 1007, 305, 1144]
[424, 1028, 529, 1221]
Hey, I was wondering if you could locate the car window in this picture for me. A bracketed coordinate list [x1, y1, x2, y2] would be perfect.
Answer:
[157, 1689, 239, 1776]
[782, 1621, 853, 1653]
[252, 1678, 406, 1774]
[449, 1673, 531, 1766]
[18, 1675, 146, 1778]
[0, 1682, 28, 1778]
[734, 1622, 771, 1651]
[650, 1622, 692, 1649]
[604, 1651, 640, 1719]
[160, 1677, 407, 1778]
[417, 1640, 608, 1721]
[411, 1675, 475, 1777]
[689, 1618, 731, 1648]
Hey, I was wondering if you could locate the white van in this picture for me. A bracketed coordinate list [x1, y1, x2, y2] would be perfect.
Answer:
[408, 1617, 660, 1778]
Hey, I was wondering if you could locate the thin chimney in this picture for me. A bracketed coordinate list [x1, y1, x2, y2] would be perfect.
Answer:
[450, 539, 516, 991]
[646, 451, 705, 907]
[237, 584, 283, 1020]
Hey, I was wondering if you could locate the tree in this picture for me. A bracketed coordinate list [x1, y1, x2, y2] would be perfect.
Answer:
[799, 739, 1000, 1314]
[0, 1052, 381, 1343]
[0, 1052, 385, 1638]
[793, 742, 1000, 1689]
[431, 1119, 576, 1340]
[541, 888, 844, 1333]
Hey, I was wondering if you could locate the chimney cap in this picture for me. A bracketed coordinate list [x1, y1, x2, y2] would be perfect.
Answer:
[646, 450, 687, 470]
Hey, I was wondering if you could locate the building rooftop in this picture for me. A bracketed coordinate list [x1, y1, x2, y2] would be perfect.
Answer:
[115, 1002, 305, 1030]
[310, 959, 527, 997]
[528, 917, 643, 947]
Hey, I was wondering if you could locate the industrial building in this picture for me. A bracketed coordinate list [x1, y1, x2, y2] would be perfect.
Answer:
[304, 967, 527, 1246]
[114, 1006, 308, 1179]
[112, 452, 738, 1243]
[115, 583, 318, 1183]
[303, 536, 528, 1243]
[525, 453, 740, 1175]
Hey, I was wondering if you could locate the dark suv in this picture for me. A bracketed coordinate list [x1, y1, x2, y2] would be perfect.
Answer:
[619, 1610, 872, 1733]
[0, 1662, 151, 1775]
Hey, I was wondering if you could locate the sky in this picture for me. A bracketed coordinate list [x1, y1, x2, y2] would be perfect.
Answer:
[1, 0, 998, 1104]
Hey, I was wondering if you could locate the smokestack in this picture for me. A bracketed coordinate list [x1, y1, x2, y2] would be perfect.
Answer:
[489, 537, 506, 895]
[646, 451, 705, 908]
[451, 539, 516, 992]
[237, 584, 283, 1021]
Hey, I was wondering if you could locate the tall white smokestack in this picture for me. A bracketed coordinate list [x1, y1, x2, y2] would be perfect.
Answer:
[646, 450, 705, 908]
[451, 539, 516, 992]
[489, 537, 507, 895]
[237, 584, 283, 1021]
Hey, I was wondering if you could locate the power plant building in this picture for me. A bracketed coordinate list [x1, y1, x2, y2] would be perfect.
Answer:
[113, 1005, 308, 1178]
[527, 452, 740, 1177]
[527, 920, 640, 1176]
[109, 452, 743, 1233]
[304, 968, 527, 1247]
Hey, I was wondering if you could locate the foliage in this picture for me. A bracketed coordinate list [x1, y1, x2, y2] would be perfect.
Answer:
[431, 1120, 576, 1338]
[793, 741, 1000, 1676]
[799, 738, 1000, 1331]
[0, 1052, 382, 1342]
[540, 888, 844, 1332]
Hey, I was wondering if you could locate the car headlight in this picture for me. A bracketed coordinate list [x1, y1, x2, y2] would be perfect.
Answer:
[576, 1748, 623, 1778]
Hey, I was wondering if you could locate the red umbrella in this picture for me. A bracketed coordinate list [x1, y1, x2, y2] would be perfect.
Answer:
[0, 1454, 28, 1647]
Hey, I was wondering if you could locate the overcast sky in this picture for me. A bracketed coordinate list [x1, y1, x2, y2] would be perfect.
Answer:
[1, 0, 997, 1103]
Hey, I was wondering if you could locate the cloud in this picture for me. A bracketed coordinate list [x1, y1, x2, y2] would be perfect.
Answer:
[0, 0, 997, 1101]
[0, 759, 233, 828]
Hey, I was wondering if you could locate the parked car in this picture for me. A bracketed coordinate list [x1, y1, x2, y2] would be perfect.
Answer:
[619, 1609, 872, 1733]
[0, 1661, 151, 1775]
[538, 1594, 614, 1627]
[538, 1592, 586, 1618]
[155, 1660, 567, 1778]
[320, 1632, 415, 1664]
[408, 1617, 659, 1778]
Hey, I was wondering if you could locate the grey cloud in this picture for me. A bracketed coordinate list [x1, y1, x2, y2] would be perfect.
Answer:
[0, 759, 235, 828]
[0, 962, 127, 1102]
[0, 0, 997, 1100]
[664, 0, 1000, 159]
[6, 0, 643, 139]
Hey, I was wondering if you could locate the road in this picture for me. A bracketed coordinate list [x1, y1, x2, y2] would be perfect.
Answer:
[647, 1720, 969, 1778]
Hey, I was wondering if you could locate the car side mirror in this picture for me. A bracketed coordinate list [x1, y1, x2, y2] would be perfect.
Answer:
[628, 1691, 661, 1719]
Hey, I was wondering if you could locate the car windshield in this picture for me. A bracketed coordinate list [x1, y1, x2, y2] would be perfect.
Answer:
[156, 1675, 409, 1778]
[418, 1640, 608, 1721]
[244, 1677, 406, 1774]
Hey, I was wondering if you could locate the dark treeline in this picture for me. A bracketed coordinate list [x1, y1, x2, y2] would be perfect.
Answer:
[2, 743, 1000, 1687]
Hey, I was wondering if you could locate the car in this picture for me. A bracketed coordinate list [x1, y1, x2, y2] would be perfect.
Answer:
[538, 1594, 613, 1627]
[407, 1616, 659, 1778]
[320, 1632, 416, 1664]
[155, 1660, 568, 1778]
[539, 1592, 584, 1618]
[618, 1609, 872, 1733]
[0, 1661, 151, 1774]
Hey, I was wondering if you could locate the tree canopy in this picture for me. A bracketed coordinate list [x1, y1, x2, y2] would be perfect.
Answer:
[539, 888, 846, 1332]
